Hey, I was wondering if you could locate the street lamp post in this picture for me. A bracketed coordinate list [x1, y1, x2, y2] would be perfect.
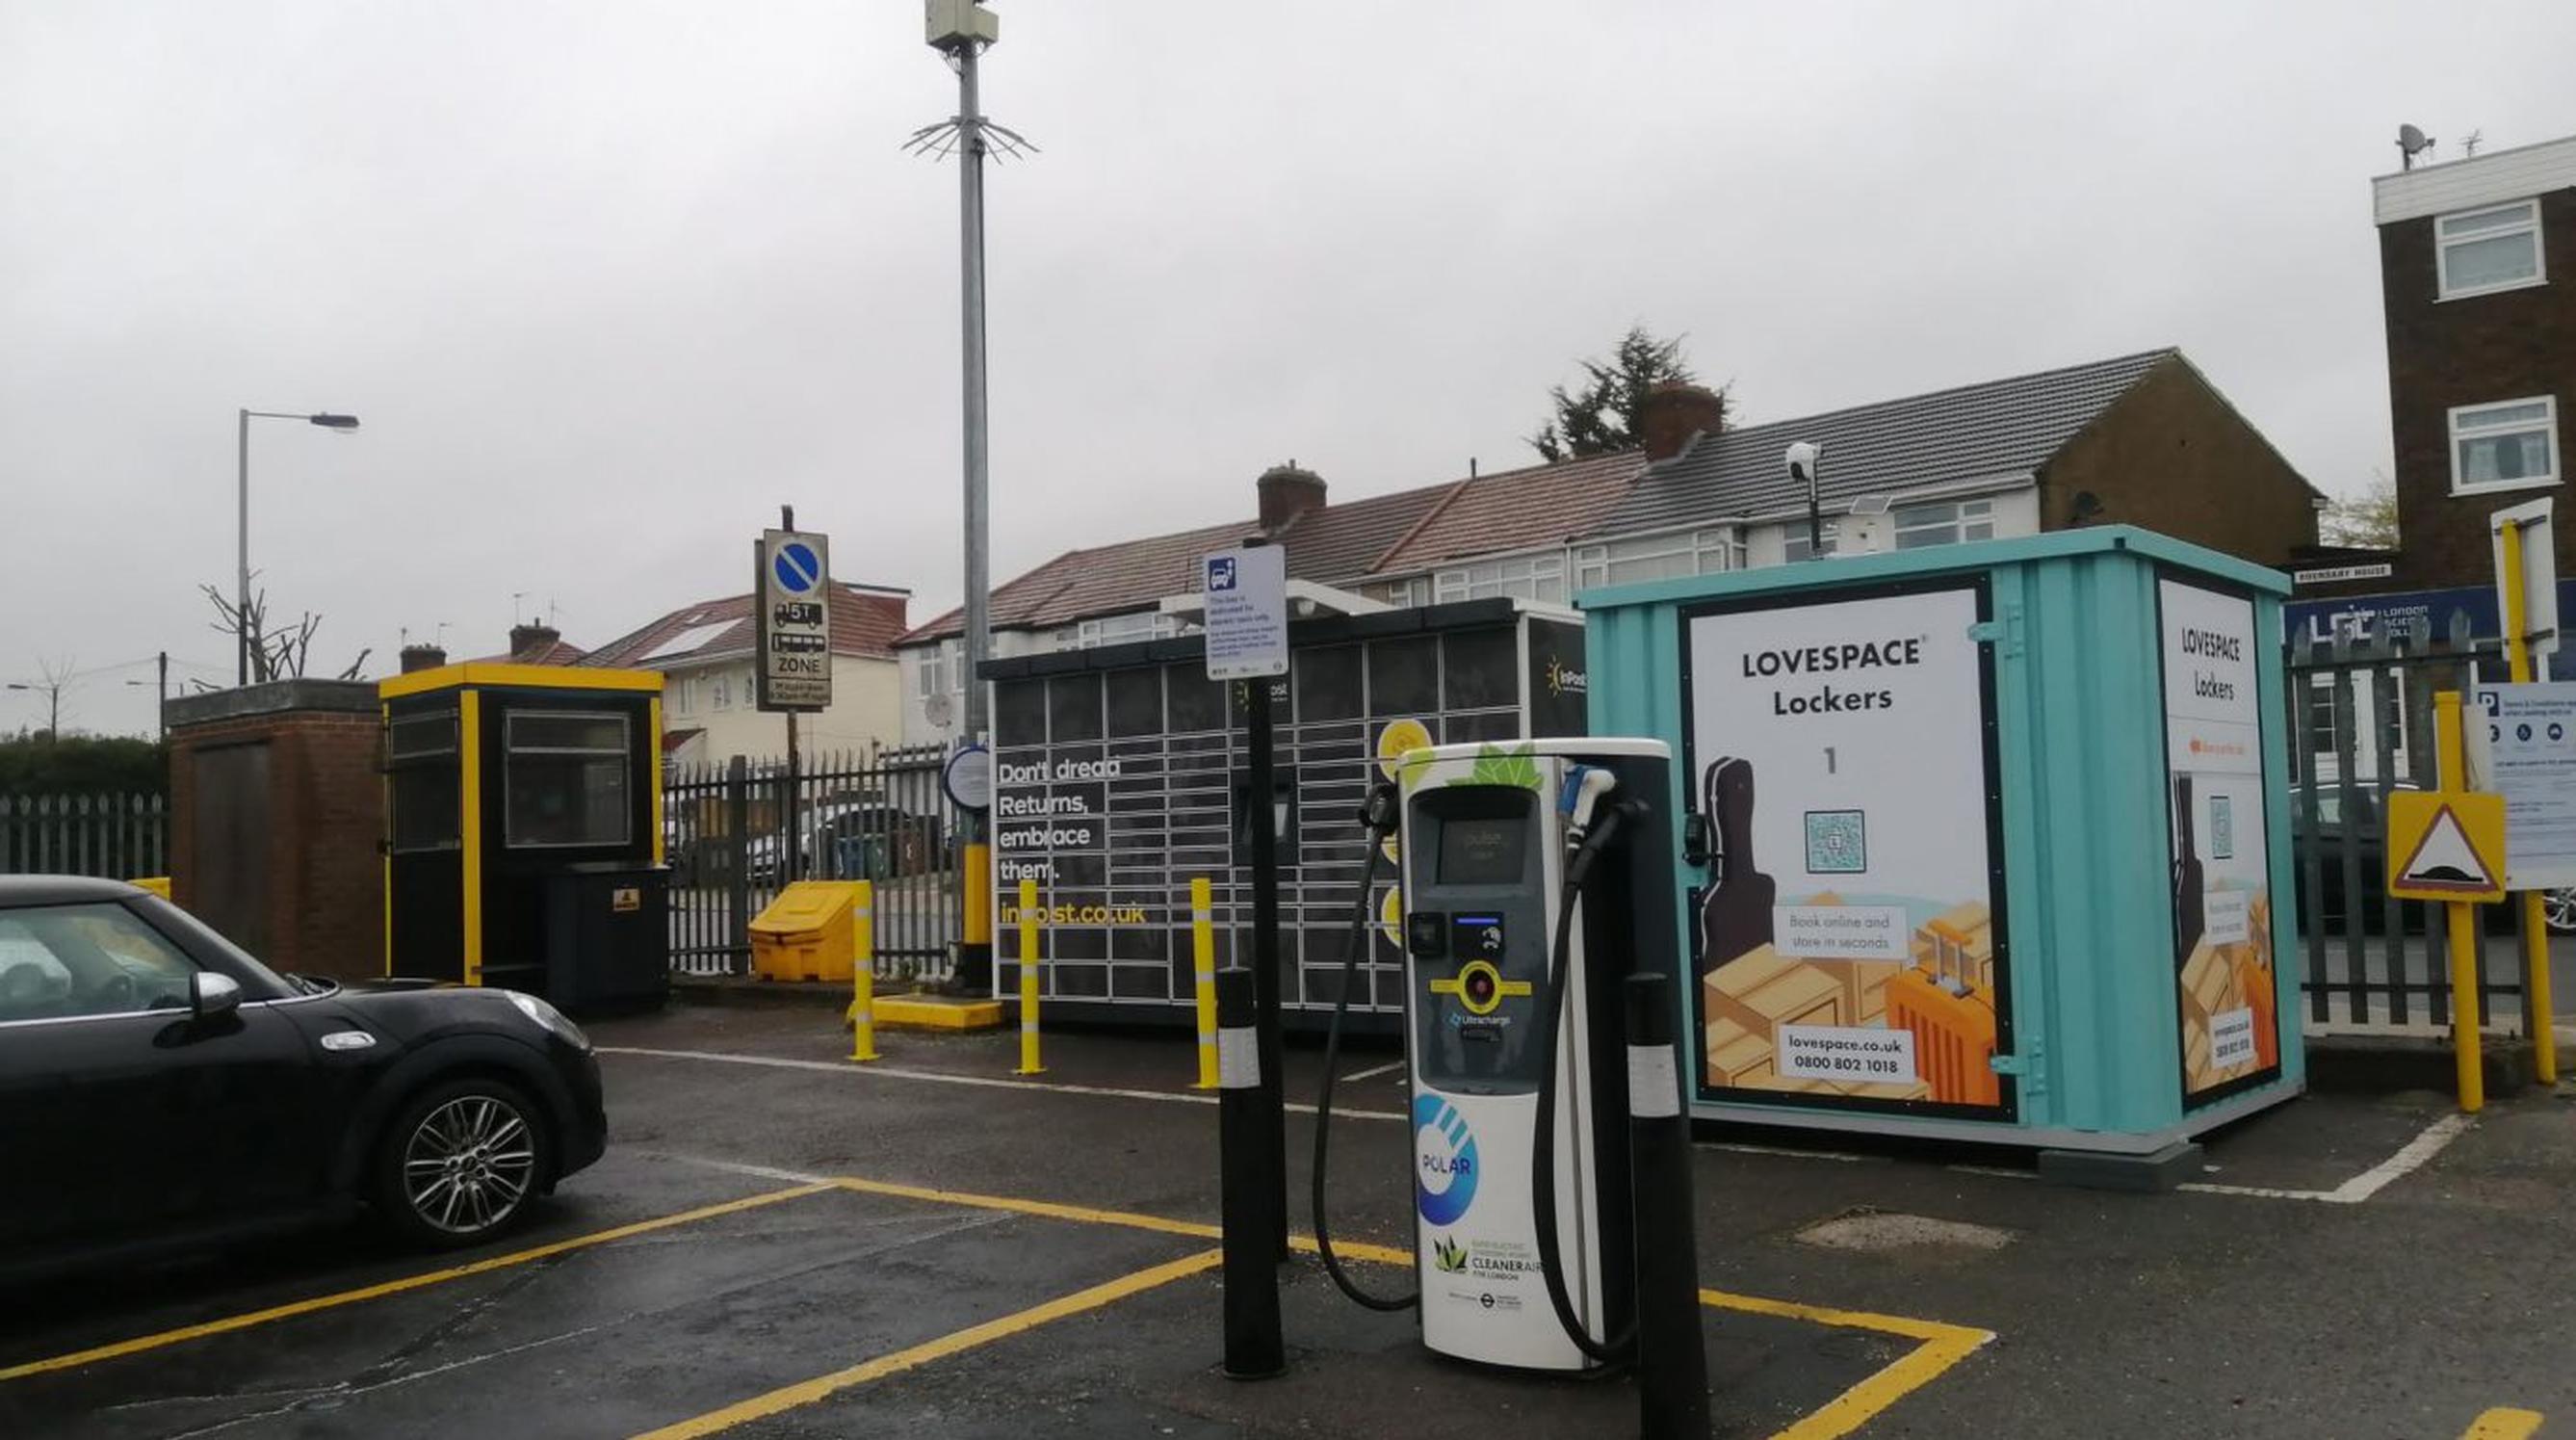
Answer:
[238, 408, 360, 684]
[7, 682, 60, 742]
[1785, 441, 1824, 561]
[125, 653, 168, 740]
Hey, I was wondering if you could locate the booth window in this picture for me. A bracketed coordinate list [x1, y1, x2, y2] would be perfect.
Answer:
[505, 712, 630, 849]
[387, 712, 460, 852]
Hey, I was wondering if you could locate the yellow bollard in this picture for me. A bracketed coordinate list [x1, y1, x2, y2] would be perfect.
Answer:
[1191, 877, 1218, 1088]
[848, 880, 878, 1063]
[1014, 877, 1045, 1075]
[2497, 518, 2559, 1086]
[2436, 692, 2485, 1113]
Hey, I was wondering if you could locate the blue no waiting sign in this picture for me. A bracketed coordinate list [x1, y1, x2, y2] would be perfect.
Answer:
[773, 541, 823, 595]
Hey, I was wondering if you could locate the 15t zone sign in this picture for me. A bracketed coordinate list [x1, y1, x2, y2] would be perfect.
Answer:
[757, 529, 832, 712]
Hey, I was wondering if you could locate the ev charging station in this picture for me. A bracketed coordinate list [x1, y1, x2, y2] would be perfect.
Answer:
[1292, 733, 1707, 1436]
[1392, 739, 1678, 1371]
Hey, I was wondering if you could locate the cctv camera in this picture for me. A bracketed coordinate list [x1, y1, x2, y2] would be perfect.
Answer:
[1783, 441, 1818, 484]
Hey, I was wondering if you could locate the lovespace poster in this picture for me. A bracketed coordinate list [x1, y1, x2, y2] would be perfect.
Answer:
[1682, 583, 2013, 1118]
[2159, 579, 2282, 1103]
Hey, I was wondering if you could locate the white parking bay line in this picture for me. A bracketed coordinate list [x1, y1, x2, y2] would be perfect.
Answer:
[1341, 1060, 1405, 1084]
[598, 1045, 1408, 1122]
[2178, 1112, 2475, 1204]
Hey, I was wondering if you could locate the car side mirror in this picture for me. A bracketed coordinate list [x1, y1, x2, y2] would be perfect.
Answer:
[192, 972, 242, 1021]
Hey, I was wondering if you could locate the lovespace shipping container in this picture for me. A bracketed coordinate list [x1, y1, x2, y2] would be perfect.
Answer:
[1583, 526, 2303, 1162]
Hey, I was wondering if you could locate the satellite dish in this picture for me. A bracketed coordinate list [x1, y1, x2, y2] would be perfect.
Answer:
[924, 691, 954, 728]
[2398, 123, 2434, 170]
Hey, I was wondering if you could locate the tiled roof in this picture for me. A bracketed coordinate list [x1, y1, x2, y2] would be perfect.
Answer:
[898, 454, 1648, 645]
[1584, 350, 2175, 539]
[1374, 450, 1644, 572]
[467, 634, 588, 667]
[580, 584, 911, 669]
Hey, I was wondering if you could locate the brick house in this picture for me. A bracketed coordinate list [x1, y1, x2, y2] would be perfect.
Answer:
[2374, 132, 2574, 592]
[578, 583, 912, 765]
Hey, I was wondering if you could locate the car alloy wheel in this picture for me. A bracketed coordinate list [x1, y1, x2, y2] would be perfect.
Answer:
[2547, 887, 2576, 935]
[402, 1092, 538, 1236]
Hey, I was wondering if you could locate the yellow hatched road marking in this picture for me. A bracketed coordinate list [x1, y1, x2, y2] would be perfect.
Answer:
[0, 1183, 834, 1383]
[2464, 1408, 2544, 1439]
[626, 1248, 1224, 1440]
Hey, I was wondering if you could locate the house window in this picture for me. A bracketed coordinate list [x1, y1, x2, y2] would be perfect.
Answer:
[1573, 528, 1742, 589]
[2437, 199, 2544, 300]
[1077, 612, 1171, 648]
[1368, 576, 1431, 608]
[1432, 553, 1566, 604]
[2450, 397, 2560, 494]
[1892, 498, 1998, 550]
[1781, 521, 1838, 564]
[916, 640, 962, 699]
[712, 675, 732, 711]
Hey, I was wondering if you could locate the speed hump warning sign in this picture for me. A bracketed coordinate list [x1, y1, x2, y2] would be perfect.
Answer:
[2385, 791, 2508, 903]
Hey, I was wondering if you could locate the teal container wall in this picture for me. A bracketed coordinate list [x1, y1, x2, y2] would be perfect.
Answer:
[1584, 526, 2303, 1144]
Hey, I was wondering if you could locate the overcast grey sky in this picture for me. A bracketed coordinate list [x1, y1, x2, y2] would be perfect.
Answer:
[6, 1, 2573, 738]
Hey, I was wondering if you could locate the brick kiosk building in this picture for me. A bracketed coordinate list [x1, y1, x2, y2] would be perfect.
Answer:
[166, 679, 383, 982]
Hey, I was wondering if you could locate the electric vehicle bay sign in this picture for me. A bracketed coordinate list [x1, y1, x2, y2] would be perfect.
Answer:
[1681, 582, 2015, 1120]
[2156, 579, 2283, 1106]
[755, 529, 832, 712]
[1201, 544, 1288, 680]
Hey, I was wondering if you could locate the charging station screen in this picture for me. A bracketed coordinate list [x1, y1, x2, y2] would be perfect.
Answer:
[1437, 816, 1525, 885]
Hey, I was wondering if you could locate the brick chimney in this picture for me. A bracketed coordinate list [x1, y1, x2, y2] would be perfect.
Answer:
[1257, 461, 1327, 534]
[508, 622, 560, 661]
[1637, 382, 1729, 462]
[399, 643, 447, 673]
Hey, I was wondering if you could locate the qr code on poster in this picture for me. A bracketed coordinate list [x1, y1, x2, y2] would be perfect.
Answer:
[1805, 810, 1867, 875]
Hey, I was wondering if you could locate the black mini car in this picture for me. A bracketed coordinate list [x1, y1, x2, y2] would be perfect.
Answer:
[0, 877, 607, 1283]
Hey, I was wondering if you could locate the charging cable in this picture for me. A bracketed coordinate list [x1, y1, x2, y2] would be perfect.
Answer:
[1529, 791, 1649, 1364]
[1311, 781, 1418, 1313]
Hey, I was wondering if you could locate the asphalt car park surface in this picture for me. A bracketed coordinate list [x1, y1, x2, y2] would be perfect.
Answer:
[7, 1002, 2575, 1438]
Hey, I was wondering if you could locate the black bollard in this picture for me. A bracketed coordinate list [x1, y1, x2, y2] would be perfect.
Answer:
[1217, 966, 1285, 1379]
[1626, 971, 1710, 1439]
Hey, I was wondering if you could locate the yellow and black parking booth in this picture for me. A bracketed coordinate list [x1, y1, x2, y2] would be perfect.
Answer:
[378, 663, 668, 1011]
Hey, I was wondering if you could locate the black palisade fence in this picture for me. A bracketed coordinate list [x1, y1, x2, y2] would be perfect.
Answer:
[663, 743, 961, 982]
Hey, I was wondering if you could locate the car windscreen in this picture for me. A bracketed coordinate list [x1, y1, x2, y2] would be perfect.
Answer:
[127, 894, 296, 1001]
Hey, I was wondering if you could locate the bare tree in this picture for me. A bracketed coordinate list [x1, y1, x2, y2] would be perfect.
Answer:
[202, 584, 364, 683]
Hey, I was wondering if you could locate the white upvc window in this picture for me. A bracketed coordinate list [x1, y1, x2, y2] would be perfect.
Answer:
[2437, 199, 2544, 300]
[712, 674, 733, 711]
[916, 640, 961, 697]
[2449, 397, 2560, 494]
[1433, 552, 1566, 604]
[1781, 521, 1838, 564]
[1368, 576, 1431, 608]
[1891, 498, 1998, 550]
[1077, 612, 1171, 648]
[1573, 528, 1742, 589]
[671, 676, 696, 718]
